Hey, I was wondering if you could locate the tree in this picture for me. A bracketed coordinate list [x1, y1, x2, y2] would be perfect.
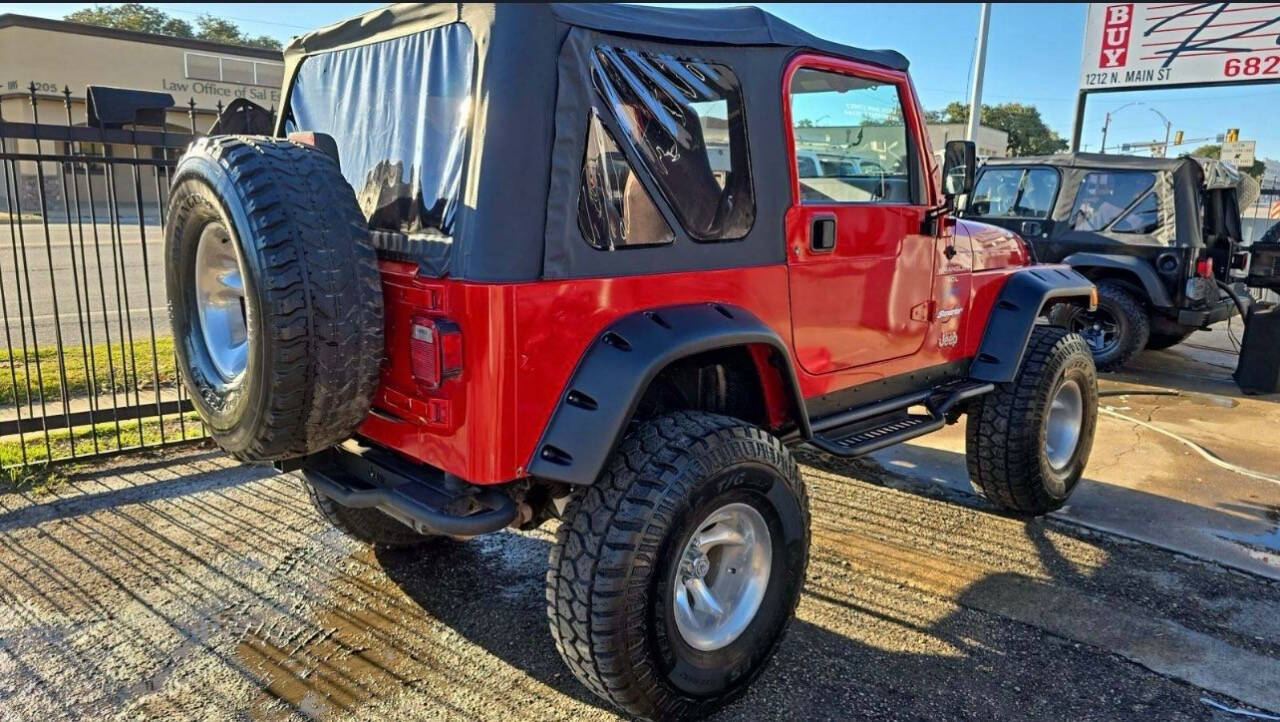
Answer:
[940, 101, 1068, 157]
[1189, 143, 1265, 179]
[66, 3, 192, 37]
[65, 4, 281, 50]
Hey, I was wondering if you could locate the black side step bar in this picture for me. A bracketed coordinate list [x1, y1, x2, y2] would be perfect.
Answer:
[808, 381, 994, 458]
[285, 441, 517, 537]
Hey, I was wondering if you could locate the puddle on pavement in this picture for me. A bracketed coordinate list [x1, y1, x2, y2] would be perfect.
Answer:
[1217, 508, 1280, 571]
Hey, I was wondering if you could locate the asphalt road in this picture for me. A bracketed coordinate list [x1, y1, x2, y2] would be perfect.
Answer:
[0, 221, 168, 350]
[0, 445, 1276, 721]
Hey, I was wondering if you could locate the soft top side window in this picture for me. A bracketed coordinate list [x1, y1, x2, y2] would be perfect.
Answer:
[1069, 170, 1155, 231]
[1110, 192, 1159, 234]
[590, 46, 754, 242]
[578, 112, 674, 251]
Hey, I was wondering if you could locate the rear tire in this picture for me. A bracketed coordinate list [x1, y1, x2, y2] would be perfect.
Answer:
[165, 136, 382, 461]
[1048, 280, 1148, 371]
[966, 327, 1097, 515]
[546, 411, 809, 721]
[1146, 329, 1193, 350]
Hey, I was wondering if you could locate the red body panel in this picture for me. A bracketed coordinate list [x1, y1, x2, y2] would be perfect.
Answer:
[357, 55, 1034, 486]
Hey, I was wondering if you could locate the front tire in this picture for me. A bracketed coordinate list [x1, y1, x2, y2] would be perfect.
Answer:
[1048, 280, 1149, 371]
[966, 327, 1098, 515]
[546, 411, 809, 721]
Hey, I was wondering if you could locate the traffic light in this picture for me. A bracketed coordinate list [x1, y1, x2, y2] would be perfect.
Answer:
[1226, 128, 1239, 143]
[1174, 130, 1183, 145]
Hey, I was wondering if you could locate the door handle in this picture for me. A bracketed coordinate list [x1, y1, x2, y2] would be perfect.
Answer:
[1021, 220, 1043, 237]
[811, 216, 836, 252]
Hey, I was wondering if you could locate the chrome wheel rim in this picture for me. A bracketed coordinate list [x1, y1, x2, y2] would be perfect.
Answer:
[672, 501, 772, 652]
[194, 223, 248, 382]
[1045, 379, 1084, 471]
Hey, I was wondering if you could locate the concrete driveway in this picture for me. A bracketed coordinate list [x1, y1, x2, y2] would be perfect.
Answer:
[0, 325, 1277, 720]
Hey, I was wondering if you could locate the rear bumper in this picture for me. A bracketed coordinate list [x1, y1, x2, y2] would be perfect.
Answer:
[1176, 294, 1246, 328]
[289, 441, 517, 537]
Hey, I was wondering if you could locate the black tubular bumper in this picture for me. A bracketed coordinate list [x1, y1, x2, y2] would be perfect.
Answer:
[293, 442, 517, 537]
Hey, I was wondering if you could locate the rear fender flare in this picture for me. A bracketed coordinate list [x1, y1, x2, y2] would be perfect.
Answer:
[526, 304, 809, 485]
[1062, 252, 1173, 308]
[970, 266, 1096, 384]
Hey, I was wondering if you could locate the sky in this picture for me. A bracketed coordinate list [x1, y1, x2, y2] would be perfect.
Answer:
[2, 2, 1277, 161]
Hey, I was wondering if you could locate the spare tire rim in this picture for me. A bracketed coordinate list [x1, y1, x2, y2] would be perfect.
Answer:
[1069, 309, 1119, 356]
[673, 501, 772, 652]
[194, 223, 248, 382]
[1045, 378, 1084, 472]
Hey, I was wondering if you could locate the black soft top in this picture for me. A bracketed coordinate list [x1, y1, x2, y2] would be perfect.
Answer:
[283, 3, 907, 70]
[983, 152, 1193, 173]
[976, 153, 1247, 248]
[278, 3, 908, 282]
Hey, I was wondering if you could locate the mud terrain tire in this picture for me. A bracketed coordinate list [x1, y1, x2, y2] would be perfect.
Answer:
[547, 411, 809, 721]
[1048, 280, 1149, 371]
[166, 136, 382, 461]
[966, 327, 1098, 515]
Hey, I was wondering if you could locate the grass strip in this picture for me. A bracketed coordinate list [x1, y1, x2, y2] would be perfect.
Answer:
[1, 411, 205, 492]
[0, 336, 178, 406]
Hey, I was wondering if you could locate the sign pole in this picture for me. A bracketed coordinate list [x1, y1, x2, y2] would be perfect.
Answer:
[1069, 90, 1087, 152]
[966, 3, 991, 144]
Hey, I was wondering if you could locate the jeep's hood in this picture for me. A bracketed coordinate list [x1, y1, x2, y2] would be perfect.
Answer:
[956, 218, 1030, 270]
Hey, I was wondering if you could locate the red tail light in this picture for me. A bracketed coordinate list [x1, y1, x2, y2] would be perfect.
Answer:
[410, 316, 462, 389]
[1196, 257, 1214, 278]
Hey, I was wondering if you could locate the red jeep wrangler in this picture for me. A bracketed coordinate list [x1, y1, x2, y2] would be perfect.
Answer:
[165, 4, 1098, 719]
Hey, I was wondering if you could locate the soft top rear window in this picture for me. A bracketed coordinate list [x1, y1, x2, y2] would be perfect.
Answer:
[286, 23, 474, 245]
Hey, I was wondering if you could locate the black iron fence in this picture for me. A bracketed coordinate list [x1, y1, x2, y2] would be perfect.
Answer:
[0, 84, 222, 474]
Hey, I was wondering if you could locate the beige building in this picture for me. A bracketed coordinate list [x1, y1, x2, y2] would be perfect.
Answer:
[927, 123, 1010, 160]
[0, 14, 283, 219]
[0, 14, 282, 129]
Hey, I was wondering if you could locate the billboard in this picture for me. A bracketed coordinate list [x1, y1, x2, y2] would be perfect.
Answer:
[1081, 3, 1280, 91]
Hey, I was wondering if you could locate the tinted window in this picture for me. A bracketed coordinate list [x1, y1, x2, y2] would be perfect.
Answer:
[1111, 192, 1159, 234]
[789, 68, 915, 204]
[1069, 171, 1156, 231]
[221, 59, 255, 85]
[255, 62, 284, 88]
[186, 53, 220, 82]
[970, 167, 1058, 219]
[578, 113, 674, 250]
[591, 46, 754, 241]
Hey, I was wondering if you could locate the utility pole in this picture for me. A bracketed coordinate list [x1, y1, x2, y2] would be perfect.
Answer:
[1100, 111, 1111, 153]
[966, 3, 991, 144]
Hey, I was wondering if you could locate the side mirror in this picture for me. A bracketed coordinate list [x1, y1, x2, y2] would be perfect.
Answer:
[942, 140, 976, 198]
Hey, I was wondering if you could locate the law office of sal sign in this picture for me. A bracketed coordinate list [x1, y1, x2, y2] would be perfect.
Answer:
[1081, 3, 1280, 90]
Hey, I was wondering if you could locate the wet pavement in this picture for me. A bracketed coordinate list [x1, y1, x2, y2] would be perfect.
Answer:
[1, 327, 1279, 720]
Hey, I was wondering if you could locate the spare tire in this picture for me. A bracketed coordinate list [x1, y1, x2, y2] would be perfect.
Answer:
[165, 136, 382, 461]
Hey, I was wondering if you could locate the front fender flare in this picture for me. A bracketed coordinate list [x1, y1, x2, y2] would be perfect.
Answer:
[970, 266, 1096, 384]
[1062, 252, 1173, 308]
[526, 304, 808, 486]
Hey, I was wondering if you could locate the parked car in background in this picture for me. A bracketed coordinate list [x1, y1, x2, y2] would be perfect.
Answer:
[964, 153, 1252, 369]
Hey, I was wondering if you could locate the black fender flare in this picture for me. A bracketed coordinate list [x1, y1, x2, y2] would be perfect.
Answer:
[1062, 252, 1173, 308]
[526, 303, 809, 486]
[970, 266, 1096, 384]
